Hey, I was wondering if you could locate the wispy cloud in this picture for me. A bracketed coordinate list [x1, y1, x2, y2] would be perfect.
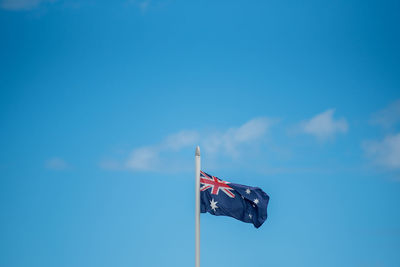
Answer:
[164, 130, 200, 151]
[102, 117, 272, 172]
[370, 99, 400, 129]
[299, 109, 348, 140]
[202, 117, 271, 157]
[0, 0, 55, 10]
[44, 157, 69, 170]
[123, 130, 199, 171]
[363, 133, 400, 170]
[126, 146, 160, 171]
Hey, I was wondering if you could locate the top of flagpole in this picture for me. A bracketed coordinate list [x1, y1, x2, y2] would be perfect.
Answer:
[195, 146, 200, 156]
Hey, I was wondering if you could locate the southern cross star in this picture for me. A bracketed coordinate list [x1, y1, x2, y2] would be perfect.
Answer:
[210, 198, 218, 212]
[245, 188, 251, 194]
[249, 214, 252, 219]
[254, 198, 259, 205]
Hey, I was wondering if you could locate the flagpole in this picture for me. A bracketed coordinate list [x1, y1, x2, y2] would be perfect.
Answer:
[195, 146, 201, 267]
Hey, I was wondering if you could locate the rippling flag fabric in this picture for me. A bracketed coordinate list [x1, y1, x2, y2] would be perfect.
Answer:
[200, 171, 269, 228]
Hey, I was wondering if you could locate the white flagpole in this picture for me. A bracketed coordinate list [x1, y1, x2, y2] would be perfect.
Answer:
[195, 146, 201, 267]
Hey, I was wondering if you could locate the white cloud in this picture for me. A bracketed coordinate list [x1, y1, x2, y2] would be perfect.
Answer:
[45, 157, 68, 170]
[370, 99, 400, 129]
[164, 130, 199, 150]
[203, 117, 271, 157]
[105, 117, 271, 172]
[124, 130, 199, 171]
[363, 133, 400, 169]
[300, 109, 348, 140]
[0, 0, 55, 10]
[126, 146, 160, 171]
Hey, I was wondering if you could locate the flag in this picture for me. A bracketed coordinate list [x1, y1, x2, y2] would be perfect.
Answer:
[200, 171, 269, 228]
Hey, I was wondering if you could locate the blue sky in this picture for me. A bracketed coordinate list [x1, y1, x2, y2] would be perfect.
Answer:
[1, 0, 400, 266]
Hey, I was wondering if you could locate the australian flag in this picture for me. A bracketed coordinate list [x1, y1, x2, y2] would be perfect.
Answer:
[200, 171, 269, 228]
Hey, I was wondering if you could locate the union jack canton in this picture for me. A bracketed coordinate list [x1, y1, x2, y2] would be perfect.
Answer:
[200, 171, 269, 228]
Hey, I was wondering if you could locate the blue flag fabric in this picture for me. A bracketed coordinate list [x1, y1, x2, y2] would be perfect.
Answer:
[200, 171, 269, 228]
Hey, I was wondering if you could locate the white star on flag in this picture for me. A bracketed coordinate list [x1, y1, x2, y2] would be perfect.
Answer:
[245, 188, 251, 194]
[210, 198, 218, 212]
[254, 198, 259, 205]
[249, 214, 252, 219]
